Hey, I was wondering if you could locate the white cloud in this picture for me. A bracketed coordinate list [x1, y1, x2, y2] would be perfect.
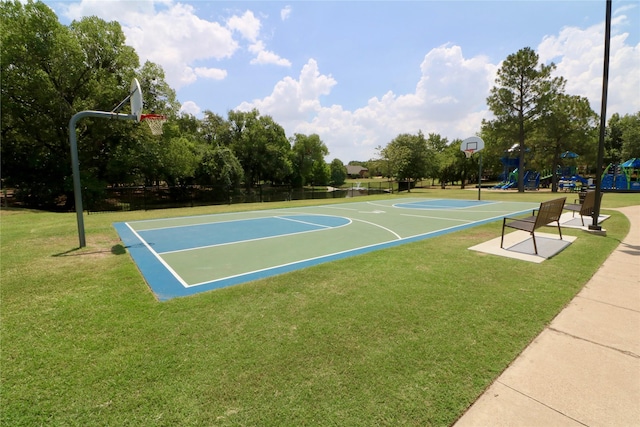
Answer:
[180, 100, 201, 116]
[238, 59, 335, 120]
[194, 67, 227, 80]
[238, 50, 496, 162]
[250, 50, 292, 67]
[538, 14, 640, 117]
[226, 10, 261, 42]
[237, 10, 639, 163]
[249, 41, 291, 66]
[61, 1, 238, 89]
[59, 1, 290, 88]
[281, 6, 292, 21]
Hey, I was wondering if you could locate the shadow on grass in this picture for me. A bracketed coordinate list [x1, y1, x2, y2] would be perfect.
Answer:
[52, 244, 127, 257]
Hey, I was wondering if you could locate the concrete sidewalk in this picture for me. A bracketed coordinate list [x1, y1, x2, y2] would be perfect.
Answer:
[454, 205, 640, 427]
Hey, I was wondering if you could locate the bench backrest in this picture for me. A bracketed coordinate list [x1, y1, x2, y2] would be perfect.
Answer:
[580, 190, 600, 216]
[535, 197, 566, 228]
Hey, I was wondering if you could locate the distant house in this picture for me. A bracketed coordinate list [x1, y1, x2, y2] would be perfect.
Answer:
[346, 165, 369, 178]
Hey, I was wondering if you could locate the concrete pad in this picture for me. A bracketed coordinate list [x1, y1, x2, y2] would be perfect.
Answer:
[497, 329, 640, 426]
[469, 231, 576, 263]
[550, 296, 640, 356]
[580, 277, 640, 312]
[453, 381, 585, 427]
[559, 212, 609, 229]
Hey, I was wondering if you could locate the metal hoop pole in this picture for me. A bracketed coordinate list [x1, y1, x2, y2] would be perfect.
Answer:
[69, 110, 136, 247]
[478, 152, 483, 201]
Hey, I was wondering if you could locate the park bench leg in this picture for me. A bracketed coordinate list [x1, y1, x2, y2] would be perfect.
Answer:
[557, 221, 563, 240]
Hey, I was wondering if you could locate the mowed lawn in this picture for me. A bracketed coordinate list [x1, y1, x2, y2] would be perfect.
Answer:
[2, 190, 637, 426]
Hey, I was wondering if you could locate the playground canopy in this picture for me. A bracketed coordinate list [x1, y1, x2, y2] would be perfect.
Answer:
[621, 158, 640, 168]
[560, 151, 579, 159]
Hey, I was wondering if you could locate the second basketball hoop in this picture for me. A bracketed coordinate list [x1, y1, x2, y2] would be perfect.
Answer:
[461, 136, 485, 201]
[460, 136, 484, 157]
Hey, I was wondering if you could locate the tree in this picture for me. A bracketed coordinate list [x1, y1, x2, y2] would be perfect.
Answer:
[311, 161, 330, 186]
[486, 47, 564, 192]
[426, 133, 449, 186]
[535, 94, 598, 191]
[228, 109, 292, 187]
[380, 131, 432, 191]
[1, 1, 140, 208]
[138, 61, 180, 117]
[604, 113, 624, 164]
[617, 112, 640, 160]
[196, 145, 244, 188]
[290, 133, 329, 187]
[435, 143, 459, 188]
[329, 159, 347, 186]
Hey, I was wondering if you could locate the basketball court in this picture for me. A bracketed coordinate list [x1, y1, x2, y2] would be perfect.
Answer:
[114, 198, 539, 301]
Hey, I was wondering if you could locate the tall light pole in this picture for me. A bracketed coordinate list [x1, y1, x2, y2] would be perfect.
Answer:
[589, 0, 611, 233]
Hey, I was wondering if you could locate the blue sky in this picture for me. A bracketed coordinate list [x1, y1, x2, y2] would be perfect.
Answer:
[47, 1, 639, 163]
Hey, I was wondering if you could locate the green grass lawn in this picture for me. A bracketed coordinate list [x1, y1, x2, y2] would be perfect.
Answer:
[2, 189, 638, 426]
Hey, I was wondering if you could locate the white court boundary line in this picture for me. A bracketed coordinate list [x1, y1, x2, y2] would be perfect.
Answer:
[125, 222, 189, 287]
[401, 213, 473, 223]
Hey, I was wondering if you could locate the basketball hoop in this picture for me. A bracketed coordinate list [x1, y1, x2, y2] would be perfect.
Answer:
[463, 149, 475, 159]
[140, 114, 167, 135]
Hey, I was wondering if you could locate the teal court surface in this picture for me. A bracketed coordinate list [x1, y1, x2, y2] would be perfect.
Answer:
[114, 198, 538, 301]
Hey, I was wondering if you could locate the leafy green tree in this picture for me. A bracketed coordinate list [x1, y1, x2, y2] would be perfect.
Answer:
[617, 112, 640, 160]
[158, 136, 200, 186]
[367, 154, 389, 178]
[311, 161, 331, 186]
[194, 112, 244, 188]
[381, 131, 432, 191]
[426, 133, 449, 186]
[138, 61, 180, 117]
[290, 133, 329, 187]
[534, 94, 597, 191]
[605, 113, 624, 164]
[201, 111, 232, 147]
[196, 145, 244, 188]
[485, 47, 564, 192]
[1, 0, 140, 207]
[228, 109, 292, 187]
[329, 158, 347, 186]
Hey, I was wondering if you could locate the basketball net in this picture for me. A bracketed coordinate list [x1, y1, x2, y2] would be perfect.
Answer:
[141, 114, 167, 135]
[463, 149, 475, 159]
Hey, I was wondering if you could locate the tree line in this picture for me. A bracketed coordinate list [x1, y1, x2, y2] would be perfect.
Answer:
[370, 47, 639, 193]
[2, 1, 639, 210]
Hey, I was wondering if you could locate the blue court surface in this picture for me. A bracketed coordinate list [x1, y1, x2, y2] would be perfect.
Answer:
[114, 198, 537, 301]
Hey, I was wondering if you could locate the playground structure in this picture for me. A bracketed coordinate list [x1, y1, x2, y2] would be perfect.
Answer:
[493, 150, 541, 190]
[489, 144, 638, 192]
[492, 147, 604, 192]
[601, 158, 640, 191]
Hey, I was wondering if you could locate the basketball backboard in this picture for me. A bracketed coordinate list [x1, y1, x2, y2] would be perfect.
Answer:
[460, 136, 485, 154]
[130, 78, 143, 122]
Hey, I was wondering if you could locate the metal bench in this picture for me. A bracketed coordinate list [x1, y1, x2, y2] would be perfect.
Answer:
[564, 190, 601, 226]
[501, 197, 566, 255]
